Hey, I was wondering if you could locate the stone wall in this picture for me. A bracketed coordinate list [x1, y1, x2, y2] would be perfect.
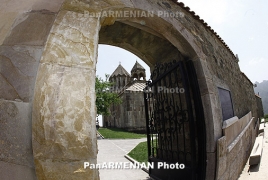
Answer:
[123, 91, 146, 131]
[103, 91, 146, 132]
[216, 113, 258, 180]
[222, 112, 252, 147]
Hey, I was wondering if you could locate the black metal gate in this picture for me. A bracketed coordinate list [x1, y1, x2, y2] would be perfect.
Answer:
[144, 60, 206, 180]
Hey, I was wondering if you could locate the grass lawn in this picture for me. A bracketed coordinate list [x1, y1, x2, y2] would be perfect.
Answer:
[98, 127, 147, 139]
[127, 141, 148, 163]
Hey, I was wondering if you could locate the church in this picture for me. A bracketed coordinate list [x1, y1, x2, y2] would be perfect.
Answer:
[103, 61, 147, 132]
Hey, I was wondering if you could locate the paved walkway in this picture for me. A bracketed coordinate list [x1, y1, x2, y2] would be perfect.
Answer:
[238, 124, 268, 180]
[97, 138, 152, 180]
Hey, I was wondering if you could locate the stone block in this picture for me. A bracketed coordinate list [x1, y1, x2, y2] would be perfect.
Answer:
[198, 77, 215, 96]
[32, 0, 64, 12]
[0, 74, 19, 100]
[236, 146, 245, 176]
[222, 116, 238, 147]
[32, 62, 99, 179]
[206, 152, 216, 180]
[227, 139, 242, 166]
[0, 45, 43, 101]
[222, 116, 238, 129]
[201, 93, 222, 152]
[62, 0, 133, 13]
[32, 63, 97, 160]
[216, 136, 227, 179]
[0, 100, 34, 168]
[241, 135, 250, 168]
[0, 161, 36, 180]
[259, 123, 264, 134]
[34, 159, 98, 180]
[218, 171, 229, 180]
[249, 136, 263, 165]
[223, 121, 237, 147]
[223, 112, 253, 150]
[228, 155, 239, 180]
[199, 59, 213, 79]
[40, 10, 99, 68]
[0, 12, 18, 45]
[3, 12, 55, 46]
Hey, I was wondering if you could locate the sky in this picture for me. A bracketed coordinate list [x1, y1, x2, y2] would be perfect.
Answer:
[97, 0, 268, 84]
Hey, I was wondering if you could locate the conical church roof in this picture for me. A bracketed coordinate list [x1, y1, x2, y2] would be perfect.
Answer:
[131, 61, 145, 73]
[110, 64, 130, 78]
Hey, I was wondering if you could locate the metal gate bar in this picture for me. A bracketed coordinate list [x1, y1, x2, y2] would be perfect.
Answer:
[144, 60, 206, 180]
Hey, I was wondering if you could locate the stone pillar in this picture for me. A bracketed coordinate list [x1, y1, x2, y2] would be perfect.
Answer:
[32, 10, 100, 179]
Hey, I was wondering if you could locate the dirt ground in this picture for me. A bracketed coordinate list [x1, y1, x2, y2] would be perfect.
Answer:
[238, 123, 268, 180]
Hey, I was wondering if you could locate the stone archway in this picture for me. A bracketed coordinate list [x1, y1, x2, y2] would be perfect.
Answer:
[32, 3, 216, 179]
[0, 1, 225, 180]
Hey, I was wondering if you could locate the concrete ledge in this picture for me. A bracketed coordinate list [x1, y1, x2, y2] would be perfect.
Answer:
[249, 135, 264, 165]
[124, 154, 149, 173]
[222, 116, 239, 129]
[227, 117, 254, 152]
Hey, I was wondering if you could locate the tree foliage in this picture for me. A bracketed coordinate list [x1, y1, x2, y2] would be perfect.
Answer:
[95, 74, 121, 116]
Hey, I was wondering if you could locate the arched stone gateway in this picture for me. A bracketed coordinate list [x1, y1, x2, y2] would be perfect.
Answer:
[0, 0, 260, 180]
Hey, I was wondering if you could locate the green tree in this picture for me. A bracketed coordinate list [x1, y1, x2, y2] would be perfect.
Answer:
[95, 74, 121, 116]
